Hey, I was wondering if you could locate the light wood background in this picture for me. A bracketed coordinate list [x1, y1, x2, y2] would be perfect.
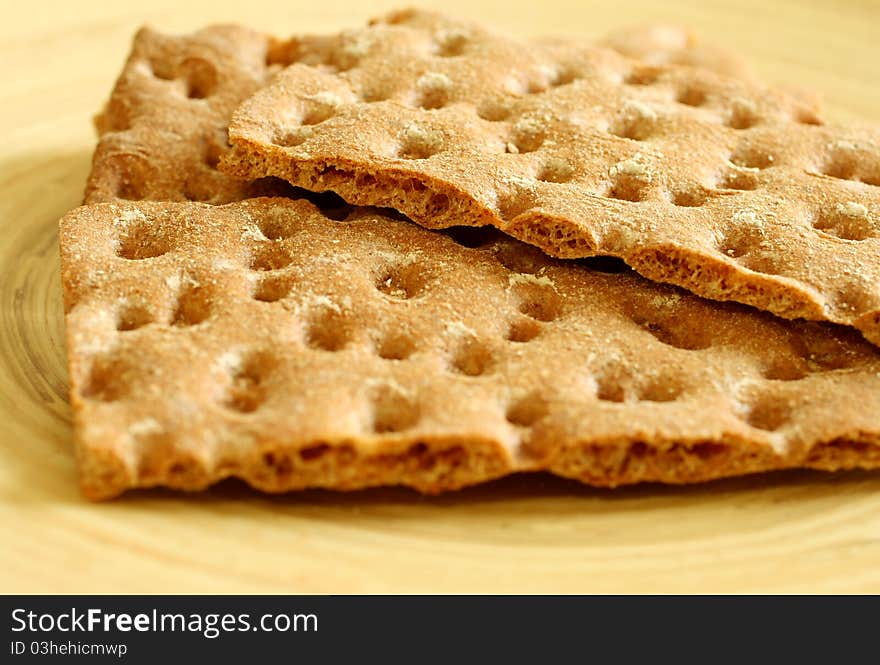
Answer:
[2, 0, 879, 594]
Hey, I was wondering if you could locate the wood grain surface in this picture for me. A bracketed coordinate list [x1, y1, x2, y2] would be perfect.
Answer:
[2, 0, 879, 594]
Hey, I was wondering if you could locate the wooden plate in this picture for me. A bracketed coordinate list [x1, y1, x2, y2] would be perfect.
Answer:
[2, 0, 878, 593]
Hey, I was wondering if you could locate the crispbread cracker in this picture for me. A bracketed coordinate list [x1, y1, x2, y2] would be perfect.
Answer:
[221, 9, 880, 346]
[60, 198, 880, 500]
[85, 24, 293, 204]
[86, 22, 756, 206]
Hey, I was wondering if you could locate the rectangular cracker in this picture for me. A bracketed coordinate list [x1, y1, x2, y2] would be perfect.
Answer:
[220, 9, 880, 347]
[85, 21, 757, 205]
[60, 197, 880, 499]
[85, 24, 290, 204]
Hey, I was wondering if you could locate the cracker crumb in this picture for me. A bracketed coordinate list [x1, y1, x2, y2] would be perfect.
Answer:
[726, 159, 759, 173]
[733, 210, 764, 226]
[416, 71, 452, 94]
[212, 258, 237, 271]
[830, 139, 856, 152]
[509, 272, 554, 288]
[622, 99, 657, 123]
[364, 377, 410, 397]
[542, 157, 574, 182]
[536, 63, 558, 83]
[114, 208, 147, 226]
[610, 157, 651, 181]
[241, 224, 264, 242]
[216, 351, 242, 374]
[339, 31, 370, 60]
[310, 295, 342, 313]
[435, 27, 469, 51]
[402, 122, 440, 148]
[164, 273, 181, 291]
[836, 201, 868, 218]
[730, 96, 757, 115]
[505, 174, 536, 189]
[382, 277, 407, 299]
[306, 91, 342, 108]
[651, 293, 681, 308]
[502, 75, 526, 96]
[129, 418, 163, 439]
[445, 320, 477, 338]
[514, 115, 547, 137]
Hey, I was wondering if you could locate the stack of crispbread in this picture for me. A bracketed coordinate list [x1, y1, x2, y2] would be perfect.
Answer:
[61, 10, 880, 499]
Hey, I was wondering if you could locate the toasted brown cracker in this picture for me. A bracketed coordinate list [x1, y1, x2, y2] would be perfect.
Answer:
[60, 197, 880, 500]
[221, 9, 880, 347]
[85, 24, 291, 204]
[86, 21, 758, 206]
